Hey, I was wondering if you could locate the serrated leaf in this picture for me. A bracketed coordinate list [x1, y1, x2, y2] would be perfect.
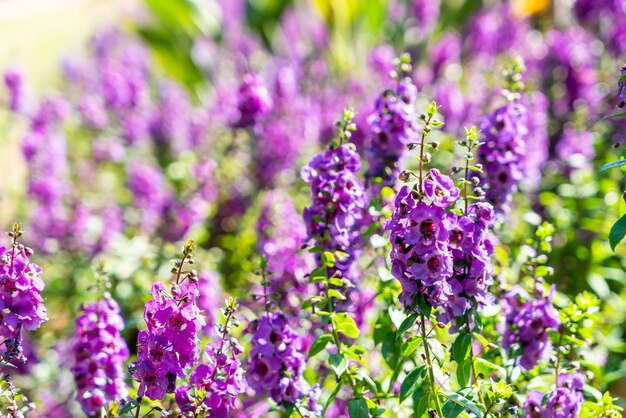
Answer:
[609, 213, 626, 251]
[348, 398, 369, 418]
[599, 159, 626, 174]
[400, 366, 427, 403]
[329, 353, 348, 377]
[333, 313, 360, 339]
[309, 334, 333, 357]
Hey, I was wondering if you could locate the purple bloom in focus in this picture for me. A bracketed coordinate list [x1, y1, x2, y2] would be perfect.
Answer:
[247, 311, 318, 410]
[501, 285, 560, 370]
[423, 169, 460, 208]
[72, 293, 129, 416]
[478, 100, 529, 214]
[130, 280, 205, 400]
[302, 144, 368, 280]
[0, 240, 48, 365]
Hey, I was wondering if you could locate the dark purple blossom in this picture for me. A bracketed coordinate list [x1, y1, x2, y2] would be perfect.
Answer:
[524, 373, 585, 418]
[234, 73, 273, 129]
[3, 68, 24, 112]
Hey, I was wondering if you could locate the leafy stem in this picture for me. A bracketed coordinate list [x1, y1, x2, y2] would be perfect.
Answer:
[420, 312, 443, 417]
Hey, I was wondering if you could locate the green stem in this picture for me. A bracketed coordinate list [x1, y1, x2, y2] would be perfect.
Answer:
[420, 313, 443, 417]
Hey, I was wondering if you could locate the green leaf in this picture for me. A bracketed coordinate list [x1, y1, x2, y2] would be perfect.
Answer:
[428, 339, 445, 366]
[348, 398, 369, 418]
[309, 334, 333, 357]
[452, 333, 472, 362]
[399, 366, 427, 403]
[442, 390, 483, 416]
[329, 353, 348, 377]
[328, 289, 347, 300]
[609, 213, 626, 251]
[382, 333, 401, 368]
[396, 314, 419, 337]
[599, 159, 626, 174]
[416, 294, 432, 317]
[322, 251, 336, 267]
[456, 360, 471, 388]
[401, 336, 422, 358]
[119, 399, 139, 414]
[413, 392, 430, 417]
[620, 74, 626, 82]
[333, 313, 360, 339]
[475, 357, 507, 377]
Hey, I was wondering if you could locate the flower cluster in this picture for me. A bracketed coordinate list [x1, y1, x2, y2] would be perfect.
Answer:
[71, 293, 129, 416]
[525, 373, 585, 418]
[0, 225, 48, 365]
[387, 170, 496, 322]
[197, 270, 223, 334]
[501, 285, 560, 370]
[366, 65, 419, 187]
[247, 311, 317, 409]
[175, 299, 246, 416]
[257, 190, 313, 312]
[301, 142, 368, 279]
[478, 100, 529, 214]
[130, 242, 205, 400]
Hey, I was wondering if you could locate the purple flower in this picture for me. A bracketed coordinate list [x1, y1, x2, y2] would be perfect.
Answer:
[198, 271, 222, 334]
[478, 100, 529, 214]
[412, 0, 440, 34]
[366, 77, 419, 187]
[234, 73, 273, 129]
[0, 237, 48, 365]
[501, 285, 560, 370]
[257, 190, 314, 313]
[618, 64, 626, 107]
[302, 144, 368, 280]
[3, 68, 24, 112]
[524, 373, 585, 418]
[72, 293, 129, 416]
[130, 280, 205, 400]
[423, 169, 460, 208]
[247, 311, 319, 411]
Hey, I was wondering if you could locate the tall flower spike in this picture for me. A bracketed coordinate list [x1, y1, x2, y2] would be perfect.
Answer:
[129, 240, 205, 401]
[175, 298, 246, 417]
[72, 266, 129, 416]
[301, 108, 369, 281]
[366, 53, 419, 189]
[478, 58, 530, 215]
[0, 224, 48, 365]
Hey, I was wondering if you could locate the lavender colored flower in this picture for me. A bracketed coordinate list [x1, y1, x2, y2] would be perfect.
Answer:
[478, 100, 529, 214]
[150, 82, 192, 153]
[78, 95, 109, 130]
[302, 143, 368, 279]
[556, 123, 595, 170]
[366, 77, 419, 187]
[368, 45, 396, 78]
[130, 278, 205, 400]
[423, 169, 460, 208]
[387, 181, 496, 323]
[198, 271, 222, 334]
[175, 299, 246, 416]
[234, 73, 273, 129]
[524, 373, 585, 418]
[521, 92, 549, 188]
[72, 293, 129, 416]
[0, 231, 48, 365]
[501, 285, 560, 370]
[412, 0, 440, 35]
[247, 311, 314, 407]
[257, 190, 313, 312]
[3, 68, 24, 112]
[127, 162, 171, 234]
[618, 64, 626, 107]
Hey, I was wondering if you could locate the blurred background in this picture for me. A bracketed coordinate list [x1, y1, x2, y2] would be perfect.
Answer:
[1, 0, 626, 415]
